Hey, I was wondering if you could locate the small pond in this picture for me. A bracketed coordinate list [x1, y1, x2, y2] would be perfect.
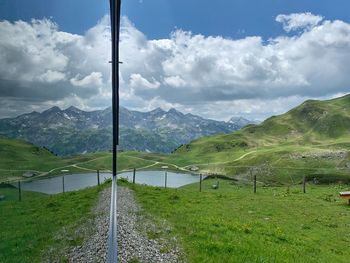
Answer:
[13, 170, 199, 194]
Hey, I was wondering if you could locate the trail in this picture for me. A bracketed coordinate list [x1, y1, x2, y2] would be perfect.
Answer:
[182, 150, 257, 169]
[0, 168, 43, 172]
[124, 150, 258, 172]
[8, 150, 258, 183]
[68, 187, 182, 262]
[122, 155, 189, 172]
[34, 156, 110, 178]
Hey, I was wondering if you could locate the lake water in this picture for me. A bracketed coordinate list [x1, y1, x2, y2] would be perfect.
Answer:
[14, 171, 199, 194]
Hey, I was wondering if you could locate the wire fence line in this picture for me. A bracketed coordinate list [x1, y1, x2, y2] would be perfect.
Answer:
[1, 165, 349, 201]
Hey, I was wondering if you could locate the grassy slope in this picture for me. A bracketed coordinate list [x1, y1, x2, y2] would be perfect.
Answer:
[127, 179, 350, 263]
[165, 95, 350, 183]
[0, 184, 106, 263]
[0, 136, 109, 180]
[0, 137, 163, 182]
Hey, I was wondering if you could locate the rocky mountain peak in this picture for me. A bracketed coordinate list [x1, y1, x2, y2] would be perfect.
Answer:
[42, 106, 61, 115]
[65, 106, 82, 113]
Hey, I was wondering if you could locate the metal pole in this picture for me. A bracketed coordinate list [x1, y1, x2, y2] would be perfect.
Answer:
[109, 0, 121, 177]
[18, 181, 21, 201]
[165, 171, 167, 188]
[108, 0, 121, 262]
[253, 175, 256, 193]
[199, 174, 202, 192]
[133, 168, 136, 184]
[62, 175, 65, 193]
[97, 170, 100, 186]
[303, 176, 306, 193]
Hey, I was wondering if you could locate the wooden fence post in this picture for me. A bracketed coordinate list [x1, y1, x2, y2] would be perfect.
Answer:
[97, 170, 100, 186]
[199, 174, 202, 192]
[165, 171, 167, 188]
[254, 175, 257, 193]
[18, 181, 21, 201]
[62, 175, 65, 193]
[303, 176, 306, 193]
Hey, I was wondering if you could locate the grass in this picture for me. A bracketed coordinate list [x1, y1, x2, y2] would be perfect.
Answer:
[125, 179, 350, 263]
[3, 139, 347, 186]
[0, 183, 107, 263]
[0, 136, 169, 182]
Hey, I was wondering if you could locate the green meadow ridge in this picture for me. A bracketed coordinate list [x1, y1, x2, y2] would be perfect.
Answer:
[0, 94, 349, 184]
[169, 94, 350, 183]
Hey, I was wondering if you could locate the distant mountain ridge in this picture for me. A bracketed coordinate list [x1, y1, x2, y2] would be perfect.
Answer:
[0, 106, 255, 155]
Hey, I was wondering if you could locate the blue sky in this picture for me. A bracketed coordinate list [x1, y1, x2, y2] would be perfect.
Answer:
[0, 0, 350, 120]
[1, 0, 350, 39]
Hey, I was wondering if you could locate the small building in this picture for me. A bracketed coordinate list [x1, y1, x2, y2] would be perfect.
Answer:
[22, 171, 36, 178]
[189, 166, 199, 171]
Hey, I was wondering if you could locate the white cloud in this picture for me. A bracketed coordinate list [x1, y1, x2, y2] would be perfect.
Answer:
[163, 75, 186, 87]
[38, 70, 66, 83]
[1, 13, 350, 121]
[0, 16, 112, 115]
[70, 72, 104, 88]
[119, 15, 350, 111]
[129, 74, 160, 90]
[276, 12, 324, 32]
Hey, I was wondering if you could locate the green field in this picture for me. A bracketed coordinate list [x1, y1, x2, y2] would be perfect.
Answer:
[125, 179, 350, 263]
[0, 183, 107, 263]
[0, 137, 168, 182]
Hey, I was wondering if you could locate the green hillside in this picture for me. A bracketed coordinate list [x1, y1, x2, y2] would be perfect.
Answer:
[0, 137, 60, 179]
[0, 137, 108, 181]
[0, 137, 161, 182]
[169, 94, 350, 184]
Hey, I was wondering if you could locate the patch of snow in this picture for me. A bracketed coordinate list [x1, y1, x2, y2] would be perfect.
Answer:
[63, 113, 71, 120]
[156, 114, 167, 121]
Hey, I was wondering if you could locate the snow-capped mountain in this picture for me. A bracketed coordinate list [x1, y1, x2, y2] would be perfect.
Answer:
[0, 106, 255, 155]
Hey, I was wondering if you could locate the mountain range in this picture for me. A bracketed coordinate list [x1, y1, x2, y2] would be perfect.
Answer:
[0, 106, 255, 155]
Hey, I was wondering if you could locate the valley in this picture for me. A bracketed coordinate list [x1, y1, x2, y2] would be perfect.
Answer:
[1, 94, 350, 263]
[3, 94, 349, 185]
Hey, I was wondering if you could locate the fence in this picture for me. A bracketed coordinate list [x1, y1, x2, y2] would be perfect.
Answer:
[0, 170, 111, 201]
[1, 166, 349, 202]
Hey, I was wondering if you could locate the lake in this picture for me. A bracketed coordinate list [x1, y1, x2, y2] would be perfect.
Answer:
[14, 170, 199, 194]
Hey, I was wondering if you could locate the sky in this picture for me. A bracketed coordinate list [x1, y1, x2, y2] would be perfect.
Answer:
[0, 0, 350, 121]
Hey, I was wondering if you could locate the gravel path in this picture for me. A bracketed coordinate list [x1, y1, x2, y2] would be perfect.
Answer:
[68, 186, 184, 263]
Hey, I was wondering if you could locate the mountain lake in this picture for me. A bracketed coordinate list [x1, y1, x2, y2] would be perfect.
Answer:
[12, 171, 200, 194]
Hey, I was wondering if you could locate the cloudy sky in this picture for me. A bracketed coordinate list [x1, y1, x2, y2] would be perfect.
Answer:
[0, 0, 350, 121]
